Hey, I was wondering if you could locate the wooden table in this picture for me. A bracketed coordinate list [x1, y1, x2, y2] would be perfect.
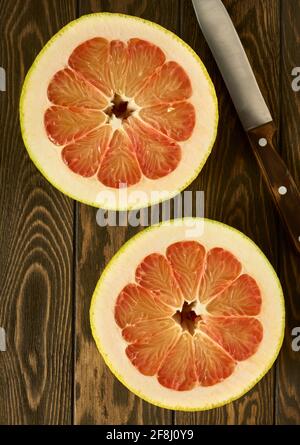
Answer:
[0, 0, 299, 425]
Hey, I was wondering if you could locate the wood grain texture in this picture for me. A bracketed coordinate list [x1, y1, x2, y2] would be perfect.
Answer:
[175, 0, 280, 425]
[276, 0, 300, 425]
[74, 0, 179, 425]
[0, 0, 299, 426]
[0, 0, 76, 425]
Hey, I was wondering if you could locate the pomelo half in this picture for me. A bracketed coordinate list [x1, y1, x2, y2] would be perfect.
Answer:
[90, 218, 285, 411]
[20, 13, 218, 210]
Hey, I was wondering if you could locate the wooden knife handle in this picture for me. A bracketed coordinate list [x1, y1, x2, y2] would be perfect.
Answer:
[247, 121, 300, 254]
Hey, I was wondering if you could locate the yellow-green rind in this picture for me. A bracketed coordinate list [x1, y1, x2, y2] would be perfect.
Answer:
[19, 12, 218, 211]
[90, 217, 285, 412]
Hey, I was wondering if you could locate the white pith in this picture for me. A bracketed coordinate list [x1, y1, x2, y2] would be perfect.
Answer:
[20, 14, 218, 210]
[109, 114, 124, 131]
[193, 300, 207, 316]
[90, 219, 285, 411]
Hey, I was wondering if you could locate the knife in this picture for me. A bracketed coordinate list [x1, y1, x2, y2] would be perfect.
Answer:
[192, 0, 300, 254]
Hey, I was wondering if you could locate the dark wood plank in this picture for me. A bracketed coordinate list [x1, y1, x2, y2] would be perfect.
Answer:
[175, 0, 280, 425]
[0, 0, 76, 425]
[276, 0, 300, 425]
[74, 0, 180, 425]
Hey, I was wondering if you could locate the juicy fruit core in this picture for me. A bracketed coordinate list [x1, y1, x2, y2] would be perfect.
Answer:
[105, 94, 136, 121]
[173, 301, 199, 335]
[114, 241, 263, 391]
[44, 37, 196, 188]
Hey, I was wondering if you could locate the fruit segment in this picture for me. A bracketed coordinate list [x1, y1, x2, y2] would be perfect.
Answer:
[122, 318, 177, 344]
[199, 248, 242, 303]
[193, 331, 236, 386]
[166, 241, 206, 301]
[115, 283, 173, 329]
[98, 129, 141, 188]
[135, 253, 183, 308]
[45, 106, 106, 145]
[47, 68, 108, 109]
[126, 117, 181, 179]
[109, 40, 129, 95]
[62, 125, 112, 177]
[158, 332, 197, 390]
[125, 38, 166, 97]
[139, 102, 196, 141]
[126, 320, 181, 376]
[135, 61, 192, 107]
[206, 274, 262, 316]
[199, 316, 263, 361]
[69, 37, 113, 97]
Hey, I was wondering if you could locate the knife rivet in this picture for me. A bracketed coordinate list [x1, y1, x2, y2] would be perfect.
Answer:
[258, 138, 267, 147]
[278, 186, 287, 195]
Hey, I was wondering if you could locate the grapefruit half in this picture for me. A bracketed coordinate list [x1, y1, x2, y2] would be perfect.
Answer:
[90, 219, 285, 411]
[20, 13, 218, 210]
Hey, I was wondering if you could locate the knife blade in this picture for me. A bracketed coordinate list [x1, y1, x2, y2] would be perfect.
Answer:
[192, 0, 300, 254]
[192, 0, 271, 130]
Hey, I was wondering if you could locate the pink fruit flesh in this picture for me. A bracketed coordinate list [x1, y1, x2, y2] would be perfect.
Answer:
[114, 242, 263, 390]
[44, 38, 196, 187]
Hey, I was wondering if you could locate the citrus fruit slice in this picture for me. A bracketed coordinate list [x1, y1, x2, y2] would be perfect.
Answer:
[20, 13, 218, 210]
[90, 218, 285, 411]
